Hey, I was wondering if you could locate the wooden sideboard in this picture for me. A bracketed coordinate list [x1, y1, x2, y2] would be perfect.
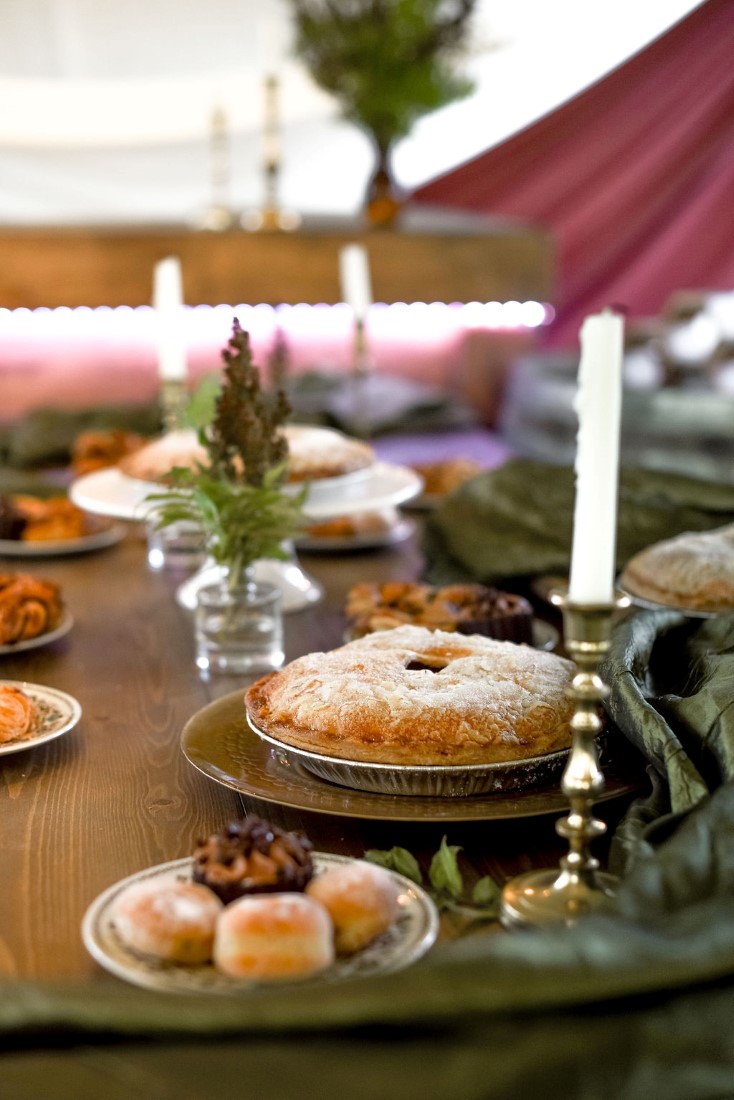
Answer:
[0, 208, 554, 308]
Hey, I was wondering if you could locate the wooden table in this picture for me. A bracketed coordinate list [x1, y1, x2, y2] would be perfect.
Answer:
[0, 523, 635, 982]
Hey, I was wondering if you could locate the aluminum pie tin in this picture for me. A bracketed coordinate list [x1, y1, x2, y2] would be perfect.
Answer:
[246, 712, 569, 798]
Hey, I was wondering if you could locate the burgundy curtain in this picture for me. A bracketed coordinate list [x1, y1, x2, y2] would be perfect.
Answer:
[411, 0, 734, 347]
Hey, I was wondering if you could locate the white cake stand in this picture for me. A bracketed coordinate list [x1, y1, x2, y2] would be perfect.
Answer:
[70, 463, 423, 613]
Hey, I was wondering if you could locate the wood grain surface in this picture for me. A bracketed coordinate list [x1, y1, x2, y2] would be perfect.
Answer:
[0, 520, 635, 981]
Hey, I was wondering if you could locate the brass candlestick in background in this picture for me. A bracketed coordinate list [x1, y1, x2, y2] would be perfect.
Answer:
[349, 317, 372, 440]
[196, 106, 236, 232]
[242, 75, 301, 233]
[500, 593, 629, 929]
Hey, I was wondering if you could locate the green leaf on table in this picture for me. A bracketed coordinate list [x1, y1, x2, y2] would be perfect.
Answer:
[429, 836, 464, 899]
[472, 875, 502, 910]
[364, 846, 423, 885]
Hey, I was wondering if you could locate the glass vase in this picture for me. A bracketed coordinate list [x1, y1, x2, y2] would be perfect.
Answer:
[364, 139, 403, 228]
[194, 569, 284, 677]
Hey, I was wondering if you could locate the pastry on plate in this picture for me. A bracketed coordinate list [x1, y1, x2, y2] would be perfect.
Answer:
[0, 573, 64, 644]
[111, 878, 224, 964]
[306, 861, 401, 955]
[410, 457, 482, 499]
[0, 684, 37, 743]
[345, 581, 534, 644]
[192, 816, 314, 905]
[118, 425, 375, 485]
[245, 624, 575, 767]
[620, 523, 734, 611]
[213, 892, 335, 981]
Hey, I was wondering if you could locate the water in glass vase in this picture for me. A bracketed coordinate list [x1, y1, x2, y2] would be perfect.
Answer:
[194, 579, 284, 676]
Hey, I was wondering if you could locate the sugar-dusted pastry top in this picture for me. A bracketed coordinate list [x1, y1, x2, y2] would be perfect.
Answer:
[118, 425, 374, 484]
[620, 523, 734, 611]
[245, 624, 576, 767]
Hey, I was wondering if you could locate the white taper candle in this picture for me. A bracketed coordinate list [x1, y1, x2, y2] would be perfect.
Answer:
[568, 309, 625, 604]
[339, 244, 373, 322]
[152, 256, 187, 383]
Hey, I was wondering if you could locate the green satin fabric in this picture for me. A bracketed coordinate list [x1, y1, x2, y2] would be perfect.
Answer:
[423, 458, 734, 584]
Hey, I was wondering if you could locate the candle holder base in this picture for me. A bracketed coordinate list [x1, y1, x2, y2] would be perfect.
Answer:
[500, 867, 618, 930]
[160, 378, 188, 433]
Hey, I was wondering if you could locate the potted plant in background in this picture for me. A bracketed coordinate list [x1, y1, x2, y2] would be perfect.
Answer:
[147, 319, 307, 675]
[288, 0, 477, 227]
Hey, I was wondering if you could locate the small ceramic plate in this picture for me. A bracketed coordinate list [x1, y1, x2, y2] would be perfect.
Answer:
[0, 523, 125, 558]
[0, 679, 82, 755]
[82, 854, 439, 994]
[0, 610, 74, 655]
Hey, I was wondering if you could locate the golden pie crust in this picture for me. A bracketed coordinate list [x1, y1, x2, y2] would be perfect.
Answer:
[118, 425, 375, 484]
[245, 625, 576, 767]
[620, 524, 734, 612]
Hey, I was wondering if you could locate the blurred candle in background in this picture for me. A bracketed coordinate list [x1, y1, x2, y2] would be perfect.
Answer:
[568, 308, 624, 604]
[152, 256, 187, 382]
[263, 74, 281, 170]
[339, 244, 373, 322]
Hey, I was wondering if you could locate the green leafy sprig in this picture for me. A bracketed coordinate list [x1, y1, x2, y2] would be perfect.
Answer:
[146, 319, 307, 590]
[365, 836, 502, 923]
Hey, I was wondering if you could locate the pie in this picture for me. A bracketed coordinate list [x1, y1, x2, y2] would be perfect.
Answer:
[620, 523, 734, 611]
[245, 624, 576, 767]
[118, 426, 375, 484]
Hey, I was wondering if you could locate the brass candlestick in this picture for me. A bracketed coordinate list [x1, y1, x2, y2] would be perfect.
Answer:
[500, 593, 629, 929]
[349, 317, 372, 440]
[160, 378, 188, 433]
[241, 76, 300, 233]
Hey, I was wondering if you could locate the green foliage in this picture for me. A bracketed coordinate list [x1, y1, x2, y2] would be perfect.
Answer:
[147, 319, 306, 589]
[364, 845, 423, 884]
[365, 834, 501, 921]
[288, 0, 477, 150]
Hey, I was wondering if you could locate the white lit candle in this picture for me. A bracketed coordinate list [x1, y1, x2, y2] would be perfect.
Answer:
[339, 244, 373, 322]
[568, 309, 625, 604]
[152, 256, 187, 383]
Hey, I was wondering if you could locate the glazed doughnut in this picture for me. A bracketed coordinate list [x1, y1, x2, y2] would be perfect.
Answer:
[245, 624, 576, 767]
[213, 893, 335, 981]
[307, 862, 401, 955]
[111, 878, 224, 964]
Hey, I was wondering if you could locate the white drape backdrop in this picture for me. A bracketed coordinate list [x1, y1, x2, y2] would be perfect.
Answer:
[0, 0, 702, 224]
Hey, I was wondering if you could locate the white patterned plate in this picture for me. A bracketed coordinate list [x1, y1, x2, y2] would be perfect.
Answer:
[82, 853, 439, 994]
[0, 610, 74, 655]
[0, 679, 82, 755]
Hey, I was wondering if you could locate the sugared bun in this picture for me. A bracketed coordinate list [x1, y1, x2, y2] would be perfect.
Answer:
[306, 861, 401, 955]
[111, 878, 224, 964]
[214, 893, 335, 981]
